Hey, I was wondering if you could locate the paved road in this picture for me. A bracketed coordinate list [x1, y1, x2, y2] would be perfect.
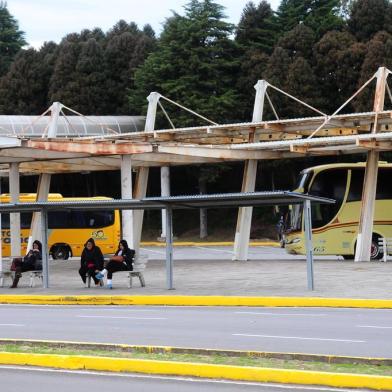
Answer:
[0, 305, 391, 358]
[0, 367, 374, 392]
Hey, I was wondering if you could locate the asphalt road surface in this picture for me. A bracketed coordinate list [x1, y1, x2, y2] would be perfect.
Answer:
[0, 305, 391, 358]
[0, 367, 375, 392]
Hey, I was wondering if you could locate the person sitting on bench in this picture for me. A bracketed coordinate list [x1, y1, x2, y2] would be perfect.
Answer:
[79, 238, 104, 287]
[10, 240, 42, 288]
[95, 240, 135, 289]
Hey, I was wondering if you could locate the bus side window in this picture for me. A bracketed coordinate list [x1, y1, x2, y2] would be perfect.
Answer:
[309, 169, 347, 228]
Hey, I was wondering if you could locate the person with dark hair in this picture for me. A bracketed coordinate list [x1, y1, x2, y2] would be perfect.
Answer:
[79, 238, 104, 286]
[10, 240, 42, 288]
[95, 239, 134, 289]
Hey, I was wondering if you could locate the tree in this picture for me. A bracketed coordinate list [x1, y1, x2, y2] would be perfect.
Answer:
[0, 41, 57, 114]
[348, 0, 392, 42]
[276, 0, 344, 39]
[48, 34, 85, 108]
[314, 31, 366, 113]
[236, 1, 277, 54]
[105, 21, 156, 114]
[277, 24, 316, 60]
[355, 31, 392, 111]
[75, 38, 107, 114]
[0, 1, 26, 76]
[130, 0, 240, 126]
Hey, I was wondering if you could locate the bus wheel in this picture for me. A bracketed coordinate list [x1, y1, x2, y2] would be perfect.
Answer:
[371, 236, 383, 260]
[52, 245, 70, 260]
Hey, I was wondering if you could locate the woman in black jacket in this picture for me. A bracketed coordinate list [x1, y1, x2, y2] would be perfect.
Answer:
[10, 240, 42, 288]
[79, 238, 104, 286]
[95, 239, 134, 289]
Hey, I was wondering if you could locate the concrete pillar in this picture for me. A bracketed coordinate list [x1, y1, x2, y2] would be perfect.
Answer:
[132, 92, 159, 255]
[355, 67, 388, 261]
[160, 166, 170, 239]
[233, 80, 267, 261]
[28, 102, 61, 251]
[9, 163, 21, 257]
[121, 155, 133, 246]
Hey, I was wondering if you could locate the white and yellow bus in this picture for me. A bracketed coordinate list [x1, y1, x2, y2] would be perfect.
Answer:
[285, 162, 392, 259]
[0, 193, 121, 259]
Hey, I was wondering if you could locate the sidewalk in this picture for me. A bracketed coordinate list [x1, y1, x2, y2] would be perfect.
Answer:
[0, 246, 391, 299]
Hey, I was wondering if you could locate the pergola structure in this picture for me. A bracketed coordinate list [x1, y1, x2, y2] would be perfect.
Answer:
[0, 67, 391, 262]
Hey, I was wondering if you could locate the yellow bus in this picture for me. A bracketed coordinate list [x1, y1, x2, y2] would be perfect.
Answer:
[0, 193, 121, 259]
[285, 162, 392, 260]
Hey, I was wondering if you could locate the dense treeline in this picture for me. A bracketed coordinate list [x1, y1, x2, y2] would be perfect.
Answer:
[1, 0, 392, 238]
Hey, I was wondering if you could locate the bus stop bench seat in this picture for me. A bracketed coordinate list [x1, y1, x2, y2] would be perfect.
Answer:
[379, 238, 392, 262]
[86, 256, 148, 288]
[29, 271, 43, 287]
[0, 271, 13, 287]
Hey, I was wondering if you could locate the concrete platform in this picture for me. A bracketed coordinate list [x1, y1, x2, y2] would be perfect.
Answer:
[0, 246, 390, 298]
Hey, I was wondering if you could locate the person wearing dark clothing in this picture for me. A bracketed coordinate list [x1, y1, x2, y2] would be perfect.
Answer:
[78, 238, 104, 286]
[95, 240, 135, 289]
[10, 240, 42, 288]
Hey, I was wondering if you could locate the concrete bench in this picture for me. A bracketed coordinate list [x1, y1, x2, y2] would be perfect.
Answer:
[379, 238, 392, 262]
[128, 255, 148, 288]
[29, 271, 43, 287]
[0, 271, 14, 287]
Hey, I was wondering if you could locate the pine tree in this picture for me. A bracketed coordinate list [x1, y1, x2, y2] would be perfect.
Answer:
[48, 34, 84, 108]
[355, 31, 392, 111]
[276, 0, 344, 39]
[277, 24, 316, 59]
[75, 38, 107, 114]
[348, 0, 392, 42]
[105, 21, 155, 114]
[130, 0, 240, 126]
[236, 1, 277, 54]
[314, 31, 366, 113]
[0, 1, 26, 76]
[0, 42, 57, 114]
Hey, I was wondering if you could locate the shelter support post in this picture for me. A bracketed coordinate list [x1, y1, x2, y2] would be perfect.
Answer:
[132, 167, 148, 257]
[28, 102, 60, 251]
[131, 92, 159, 256]
[355, 67, 387, 262]
[233, 80, 267, 261]
[160, 166, 170, 239]
[303, 199, 314, 291]
[165, 206, 174, 290]
[28, 174, 51, 250]
[40, 209, 49, 288]
[121, 155, 133, 246]
[9, 163, 21, 257]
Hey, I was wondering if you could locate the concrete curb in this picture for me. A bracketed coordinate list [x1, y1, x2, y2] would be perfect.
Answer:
[0, 351, 391, 390]
[0, 295, 392, 308]
[140, 241, 279, 247]
[0, 338, 390, 366]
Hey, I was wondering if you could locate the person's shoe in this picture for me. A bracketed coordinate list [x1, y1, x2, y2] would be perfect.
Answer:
[107, 283, 112, 290]
[99, 279, 104, 287]
[95, 272, 104, 280]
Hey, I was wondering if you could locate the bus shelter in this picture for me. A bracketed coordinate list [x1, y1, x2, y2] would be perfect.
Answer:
[0, 191, 334, 291]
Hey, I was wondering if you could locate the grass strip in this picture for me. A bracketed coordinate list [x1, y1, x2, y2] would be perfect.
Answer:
[0, 344, 391, 377]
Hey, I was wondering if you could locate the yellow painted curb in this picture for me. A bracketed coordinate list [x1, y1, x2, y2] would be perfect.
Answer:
[140, 241, 279, 247]
[0, 352, 390, 390]
[0, 295, 392, 308]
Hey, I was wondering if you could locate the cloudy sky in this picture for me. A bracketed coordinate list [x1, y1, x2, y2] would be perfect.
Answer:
[7, 0, 280, 48]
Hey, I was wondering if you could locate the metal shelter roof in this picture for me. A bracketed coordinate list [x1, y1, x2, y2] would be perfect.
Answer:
[0, 109, 392, 174]
[0, 191, 335, 213]
[0, 115, 145, 137]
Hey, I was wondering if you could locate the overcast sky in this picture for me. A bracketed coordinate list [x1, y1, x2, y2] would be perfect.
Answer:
[7, 0, 280, 49]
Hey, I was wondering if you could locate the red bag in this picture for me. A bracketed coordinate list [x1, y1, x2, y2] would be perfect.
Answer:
[110, 255, 124, 263]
